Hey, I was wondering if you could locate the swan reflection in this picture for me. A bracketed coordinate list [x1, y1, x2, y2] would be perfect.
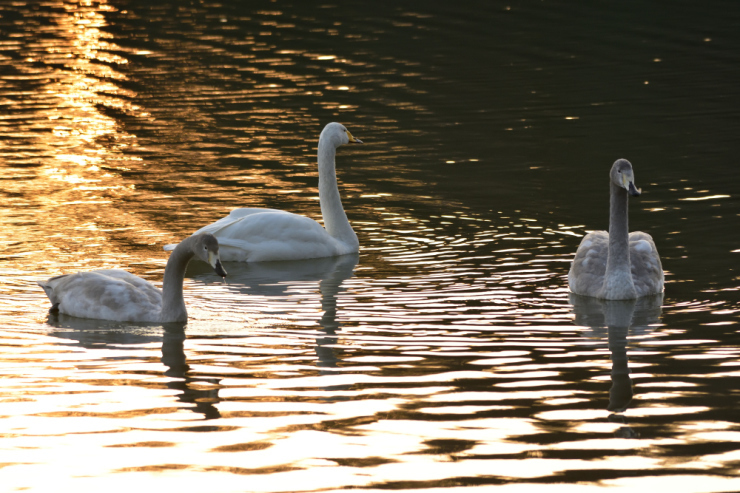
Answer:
[43, 254, 358, 421]
[189, 253, 359, 370]
[161, 322, 222, 419]
[315, 254, 358, 370]
[570, 293, 663, 437]
[44, 314, 221, 419]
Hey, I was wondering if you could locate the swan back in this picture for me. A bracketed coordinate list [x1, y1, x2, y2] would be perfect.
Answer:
[628, 232, 664, 296]
[38, 270, 163, 322]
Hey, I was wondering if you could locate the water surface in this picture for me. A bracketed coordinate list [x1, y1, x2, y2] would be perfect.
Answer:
[1, 1, 739, 491]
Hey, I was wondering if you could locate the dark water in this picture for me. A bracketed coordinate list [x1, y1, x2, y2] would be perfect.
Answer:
[1, 1, 739, 491]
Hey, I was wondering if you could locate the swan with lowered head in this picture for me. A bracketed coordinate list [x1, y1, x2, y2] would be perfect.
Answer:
[568, 159, 664, 299]
[164, 122, 363, 262]
[38, 233, 227, 322]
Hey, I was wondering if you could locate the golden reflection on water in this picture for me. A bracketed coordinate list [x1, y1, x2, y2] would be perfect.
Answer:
[0, 0, 161, 276]
[1, 2, 740, 492]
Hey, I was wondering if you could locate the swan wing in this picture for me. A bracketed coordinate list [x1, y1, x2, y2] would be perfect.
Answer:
[38, 270, 162, 322]
[210, 211, 344, 262]
[163, 208, 284, 251]
[193, 208, 285, 235]
[629, 232, 665, 296]
[568, 231, 609, 296]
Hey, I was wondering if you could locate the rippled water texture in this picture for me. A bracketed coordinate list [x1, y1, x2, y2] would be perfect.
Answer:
[1, 1, 740, 491]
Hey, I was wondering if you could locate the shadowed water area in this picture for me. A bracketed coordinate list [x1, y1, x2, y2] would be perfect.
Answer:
[1, 1, 739, 491]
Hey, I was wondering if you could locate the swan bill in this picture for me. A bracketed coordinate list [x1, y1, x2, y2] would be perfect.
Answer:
[620, 169, 641, 196]
[214, 260, 227, 278]
[346, 130, 363, 144]
[208, 251, 227, 277]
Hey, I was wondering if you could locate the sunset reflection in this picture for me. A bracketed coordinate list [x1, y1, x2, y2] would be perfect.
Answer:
[1, 1, 739, 492]
[0, 1, 155, 275]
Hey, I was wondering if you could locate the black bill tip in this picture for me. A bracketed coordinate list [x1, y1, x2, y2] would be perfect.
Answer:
[628, 182, 641, 196]
[214, 260, 227, 278]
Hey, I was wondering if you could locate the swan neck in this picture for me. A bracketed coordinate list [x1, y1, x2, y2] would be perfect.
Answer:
[603, 182, 635, 298]
[317, 140, 357, 245]
[607, 183, 630, 267]
[160, 236, 195, 322]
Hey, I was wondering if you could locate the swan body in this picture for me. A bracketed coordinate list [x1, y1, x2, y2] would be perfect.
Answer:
[38, 234, 227, 322]
[165, 122, 363, 262]
[568, 159, 664, 299]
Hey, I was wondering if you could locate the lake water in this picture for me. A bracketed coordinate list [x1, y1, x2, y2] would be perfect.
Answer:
[1, 1, 739, 491]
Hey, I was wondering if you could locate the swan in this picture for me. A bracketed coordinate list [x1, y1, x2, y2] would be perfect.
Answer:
[568, 159, 664, 299]
[164, 122, 363, 262]
[37, 233, 227, 322]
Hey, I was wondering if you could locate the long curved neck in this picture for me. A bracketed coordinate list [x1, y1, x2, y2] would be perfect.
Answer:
[318, 139, 357, 245]
[160, 236, 195, 322]
[603, 182, 635, 298]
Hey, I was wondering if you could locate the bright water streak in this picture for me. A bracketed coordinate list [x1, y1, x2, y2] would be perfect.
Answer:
[1, 1, 740, 492]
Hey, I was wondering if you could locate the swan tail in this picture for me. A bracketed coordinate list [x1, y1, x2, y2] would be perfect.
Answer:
[163, 243, 177, 251]
[37, 279, 60, 307]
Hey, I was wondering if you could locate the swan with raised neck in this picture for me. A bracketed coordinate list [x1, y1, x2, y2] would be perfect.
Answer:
[162, 122, 363, 262]
[318, 122, 360, 248]
[568, 159, 664, 299]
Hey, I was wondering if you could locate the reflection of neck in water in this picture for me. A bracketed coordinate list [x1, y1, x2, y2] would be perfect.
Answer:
[42, 314, 222, 419]
[607, 322, 632, 413]
[570, 294, 663, 433]
[315, 254, 358, 370]
[599, 299, 641, 413]
[161, 323, 221, 420]
[189, 253, 358, 370]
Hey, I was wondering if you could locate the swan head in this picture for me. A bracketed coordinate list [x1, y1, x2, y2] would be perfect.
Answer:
[320, 122, 363, 148]
[193, 234, 227, 278]
[611, 159, 641, 196]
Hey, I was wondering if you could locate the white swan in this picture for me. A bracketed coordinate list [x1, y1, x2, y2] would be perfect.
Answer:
[37, 234, 227, 322]
[568, 159, 664, 299]
[164, 122, 363, 262]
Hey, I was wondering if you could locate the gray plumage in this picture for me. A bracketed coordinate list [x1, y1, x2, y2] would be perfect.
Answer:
[38, 234, 227, 322]
[568, 159, 664, 299]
